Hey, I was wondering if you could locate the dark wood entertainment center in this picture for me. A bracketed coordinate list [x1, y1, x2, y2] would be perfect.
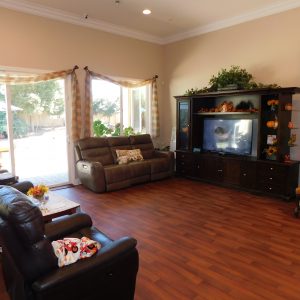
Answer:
[175, 87, 300, 200]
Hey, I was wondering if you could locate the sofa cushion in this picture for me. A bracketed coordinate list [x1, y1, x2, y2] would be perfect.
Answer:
[77, 138, 113, 166]
[128, 161, 150, 178]
[129, 134, 154, 159]
[104, 164, 132, 184]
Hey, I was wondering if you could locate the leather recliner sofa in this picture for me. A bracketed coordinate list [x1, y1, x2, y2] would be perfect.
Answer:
[75, 134, 174, 193]
[0, 185, 139, 300]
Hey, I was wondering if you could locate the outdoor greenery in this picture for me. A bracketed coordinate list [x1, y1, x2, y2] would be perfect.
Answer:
[92, 95, 138, 137]
[0, 80, 64, 138]
[185, 65, 280, 95]
[92, 97, 120, 123]
[93, 120, 136, 137]
[11, 80, 64, 116]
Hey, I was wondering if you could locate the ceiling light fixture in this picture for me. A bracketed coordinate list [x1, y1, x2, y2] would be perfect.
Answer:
[143, 9, 151, 15]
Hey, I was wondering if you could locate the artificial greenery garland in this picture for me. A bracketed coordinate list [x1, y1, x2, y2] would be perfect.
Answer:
[185, 65, 280, 96]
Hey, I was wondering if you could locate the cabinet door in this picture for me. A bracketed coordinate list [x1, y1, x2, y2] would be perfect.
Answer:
[222, 159, 241, 186]
[240, 161, 257, 189]
[177, 100, 191, 150]
[194, 156, 205, 179]
[202, 156, 223, 182]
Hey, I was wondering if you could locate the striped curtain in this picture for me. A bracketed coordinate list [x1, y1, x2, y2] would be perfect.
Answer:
[0, 66, 82, 141]
[84, 67, 160, 138]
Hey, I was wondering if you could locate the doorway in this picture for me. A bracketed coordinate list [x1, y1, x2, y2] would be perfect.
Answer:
[0, 79, 70, 186]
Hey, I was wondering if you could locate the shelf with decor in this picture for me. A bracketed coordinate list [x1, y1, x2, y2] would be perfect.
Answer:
[193, 112, 258, 116]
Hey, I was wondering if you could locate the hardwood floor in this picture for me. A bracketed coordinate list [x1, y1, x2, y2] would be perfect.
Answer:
[2, 177, 300, 299]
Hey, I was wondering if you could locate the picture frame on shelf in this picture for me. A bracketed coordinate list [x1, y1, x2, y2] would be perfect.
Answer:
[267, 135, 277, 145]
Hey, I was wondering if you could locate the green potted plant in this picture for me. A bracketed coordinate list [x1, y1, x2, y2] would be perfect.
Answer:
[209, 65, 253, 90]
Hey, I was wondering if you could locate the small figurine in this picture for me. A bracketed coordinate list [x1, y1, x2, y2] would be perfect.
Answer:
[288, 134, 297, 146]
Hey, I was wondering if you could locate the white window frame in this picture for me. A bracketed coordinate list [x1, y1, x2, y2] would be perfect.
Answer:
[91, 79, 151, 135]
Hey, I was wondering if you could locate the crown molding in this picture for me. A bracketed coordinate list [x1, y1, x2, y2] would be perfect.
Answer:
[163, 0, 300, 44]
[0, 0, 165, 44]
[1, 0, 300, 45]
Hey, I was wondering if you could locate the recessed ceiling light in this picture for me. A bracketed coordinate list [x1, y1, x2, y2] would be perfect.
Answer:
[143, 9, 151, 15]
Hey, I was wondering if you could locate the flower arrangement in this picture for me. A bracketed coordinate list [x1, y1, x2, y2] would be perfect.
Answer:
[264, 146, 277, 160]
[27, 184, 49, 199]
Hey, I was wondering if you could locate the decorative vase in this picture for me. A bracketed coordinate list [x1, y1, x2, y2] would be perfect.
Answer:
[34, 195, 45, 201]
[32, 194, 48, 206]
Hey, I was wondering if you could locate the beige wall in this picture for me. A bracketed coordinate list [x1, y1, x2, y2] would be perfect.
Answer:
[163, 7, 300, 156]
[0, 7, 164, 143]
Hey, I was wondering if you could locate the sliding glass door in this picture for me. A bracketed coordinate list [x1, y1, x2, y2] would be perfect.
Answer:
[0, 79, 70, 186]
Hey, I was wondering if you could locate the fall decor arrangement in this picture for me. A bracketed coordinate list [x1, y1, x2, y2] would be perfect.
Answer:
[197, 100, 258, 113]
[184, 65, 280, 96]
[288, 134, 297, 147]
[266, 120, 278, 129]
[264, 146, 277, 160]
[27, 184, 49, 200]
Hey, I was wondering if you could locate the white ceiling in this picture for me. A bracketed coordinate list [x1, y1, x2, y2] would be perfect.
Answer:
[1, 0, 300, 44]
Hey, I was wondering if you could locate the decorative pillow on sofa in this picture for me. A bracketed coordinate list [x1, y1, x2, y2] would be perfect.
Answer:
[116, 149, 143, 164]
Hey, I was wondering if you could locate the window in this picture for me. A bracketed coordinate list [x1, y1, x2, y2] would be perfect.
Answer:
[92, 79, 151, 136]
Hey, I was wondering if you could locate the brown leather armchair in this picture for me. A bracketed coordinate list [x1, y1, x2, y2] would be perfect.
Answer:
[0, 186, 139, 300]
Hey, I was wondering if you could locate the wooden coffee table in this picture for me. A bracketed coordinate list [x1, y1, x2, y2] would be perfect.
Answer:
[39, 192, 80, 222]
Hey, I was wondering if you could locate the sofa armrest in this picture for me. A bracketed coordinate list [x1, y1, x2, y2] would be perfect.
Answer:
[76, 160, 106, 193]
[153, 150, 174, 160]
[32, 237, 138, 294]
[154, 151, 174, 172]
[45, 213, 92, 241]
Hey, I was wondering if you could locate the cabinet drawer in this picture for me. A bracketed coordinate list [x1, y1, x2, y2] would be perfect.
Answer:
[259, 176, 284, 185]
[176, 152, 194, 176]
[176, 152, 193, 161]
[257, 164, 287, 177]
[257, 182, 286, 195]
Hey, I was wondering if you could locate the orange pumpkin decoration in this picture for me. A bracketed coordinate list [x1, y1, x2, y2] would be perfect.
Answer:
[285, 103, 293, 111]
[266, 120, 278, 129]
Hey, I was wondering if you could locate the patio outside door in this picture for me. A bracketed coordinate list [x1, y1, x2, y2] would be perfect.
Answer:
[0, 79, 71, 186]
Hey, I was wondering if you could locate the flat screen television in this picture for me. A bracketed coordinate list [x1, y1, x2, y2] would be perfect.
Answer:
[202, 118, 253, 155]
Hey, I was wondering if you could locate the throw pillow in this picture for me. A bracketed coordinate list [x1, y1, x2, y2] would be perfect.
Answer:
[116, 149, 143, 164]
[52, 237, 101, 267]
[118, 155, 129, 165]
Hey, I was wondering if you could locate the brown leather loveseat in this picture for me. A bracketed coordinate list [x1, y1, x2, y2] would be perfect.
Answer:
[75, 134, 174, 193]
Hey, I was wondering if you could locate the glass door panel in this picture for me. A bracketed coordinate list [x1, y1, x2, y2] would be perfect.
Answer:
[9, 79, 69, 186]
[178, 100, 190, 150]
[0, 84, 11, 172]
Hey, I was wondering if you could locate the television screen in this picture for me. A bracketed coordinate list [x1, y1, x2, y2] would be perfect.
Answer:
[202, 118, 253, 155]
